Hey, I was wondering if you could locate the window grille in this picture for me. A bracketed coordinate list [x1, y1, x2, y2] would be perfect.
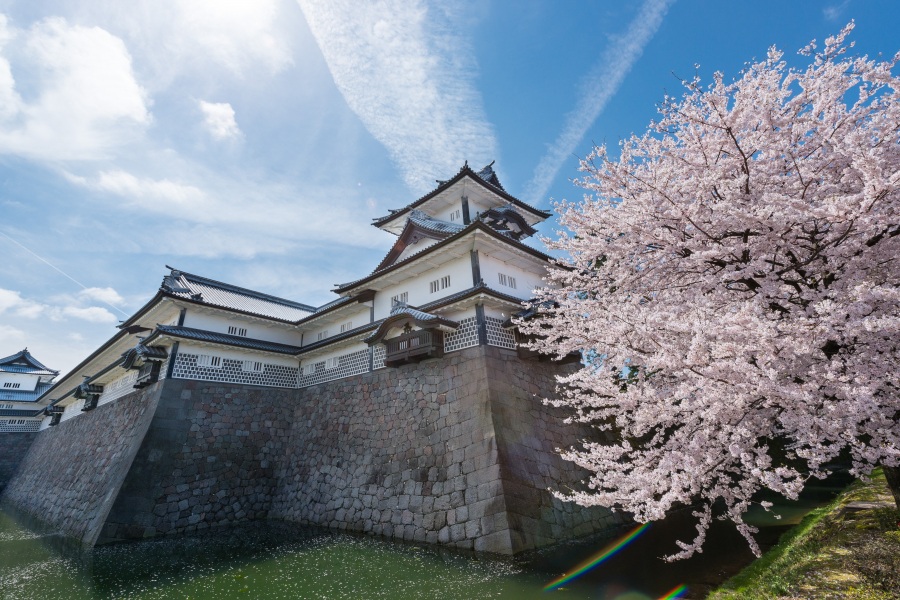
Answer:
[1, 403, 12, 409]
[242, 360, 264, 373]
[98, 370, 139, 407]
[391, 292, 408, 306]
[0, 418, 40, 432]
[299, 348, 369, 387]
[197, 354, 222, 368]
[172, 353, 298, 387]
[444, 316, 479, 352]
[372, 344, 386, 369]
[317, 330, 329, 341]
[449, 208, 461, 222]
[485, 316, 516, 349]
[228, 326, 248, 337]
[2, 382, 21, 389]
[498, 273, 517, 289]
[340, 321, 353, 333]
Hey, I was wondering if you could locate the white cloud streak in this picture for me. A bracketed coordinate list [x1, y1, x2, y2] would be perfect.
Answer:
[525, 0, 674, 205]
[0, 287, 117, 324]
[297, 0, 496, 192]
[198, 100, 242, 140]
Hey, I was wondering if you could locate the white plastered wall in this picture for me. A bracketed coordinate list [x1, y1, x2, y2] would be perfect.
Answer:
[301, 306, 371, 347]
[181, 310, 304, 345]
[478, 253, 546, 301]
[0, 371, 39, 392]
[373, 255, 474, 320]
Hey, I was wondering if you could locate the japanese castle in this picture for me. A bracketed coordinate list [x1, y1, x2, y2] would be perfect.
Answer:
[0, 349, 57, 432]
[40, 162, 554, 424]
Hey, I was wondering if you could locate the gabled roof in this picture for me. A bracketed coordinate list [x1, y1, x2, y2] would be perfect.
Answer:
[364, 304, 459, 345]
[149, 325, 302, 355]
[160, 268, 316, 322]
[371, 211, 464, 273]
[371, 162, 551, 229]
[0, 349, 58, 376]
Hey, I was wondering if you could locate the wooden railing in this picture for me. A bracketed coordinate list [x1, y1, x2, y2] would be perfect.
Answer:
[384, 329, 444, 366]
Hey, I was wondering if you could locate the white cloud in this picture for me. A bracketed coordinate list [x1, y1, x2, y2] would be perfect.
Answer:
[823, 1, 851, 21]
[78, 286, 124, 306]
[60, 306, 117, 323]
[0, 288, 45, 319]
[0, 324, 25, 343]
[0, 14, 150, 161]
[198, 100, 242, 140]
[72, 0, 294, 86]
[297, 0, 496, 192]
[525, 0, 673, 204]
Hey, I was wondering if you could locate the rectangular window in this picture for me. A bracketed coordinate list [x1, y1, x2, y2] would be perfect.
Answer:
[449, 208, 462, 222]
[340, 321, 353, 333]
[326, 356, 341, 369]
[197, 354, 222, 368]
[1, 404, 12, 409]
[430, 276, 451, 294]
[2, 382, 21, 389]
[316, 330, 329, 341]
[391, 292, 408, 306]
[241, 360, 264, 373]
[228, 326, 248, 337]
[303, 361, 326, 375]
[498, 273, 517, 289]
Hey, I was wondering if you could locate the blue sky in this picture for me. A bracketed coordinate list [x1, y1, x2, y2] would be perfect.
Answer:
[0, 0, 898, 375]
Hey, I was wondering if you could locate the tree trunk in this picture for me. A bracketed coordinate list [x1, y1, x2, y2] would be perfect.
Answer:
[883, 465, 900, 509]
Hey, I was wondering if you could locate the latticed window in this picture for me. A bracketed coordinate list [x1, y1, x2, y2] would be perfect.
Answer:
[197, 354, 222, 368]
[391, 292, 408, 306]
[2, 382, 21, 389]
[241, 360, 264, 372]
[498, 273, 517, 289]
[227, 326, 248, 337]
[340, 321, 353, 333]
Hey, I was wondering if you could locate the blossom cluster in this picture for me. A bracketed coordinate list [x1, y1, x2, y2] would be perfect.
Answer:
[522, 24, 900, 558]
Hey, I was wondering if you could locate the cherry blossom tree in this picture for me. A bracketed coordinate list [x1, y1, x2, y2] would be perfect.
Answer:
[522, 24, 900, 558]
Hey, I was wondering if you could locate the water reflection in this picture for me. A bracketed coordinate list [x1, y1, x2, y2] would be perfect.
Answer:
[0, 472, 850, 600]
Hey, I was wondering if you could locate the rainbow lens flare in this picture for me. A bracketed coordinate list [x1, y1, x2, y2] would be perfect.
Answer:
[543, 523, 650, 591]
[659, 584, 689, 599]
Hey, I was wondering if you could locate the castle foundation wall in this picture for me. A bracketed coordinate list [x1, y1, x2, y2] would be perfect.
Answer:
[2, 347, 623, 554]
[0, 382, 164, 546]
[0, 432, 38, 492]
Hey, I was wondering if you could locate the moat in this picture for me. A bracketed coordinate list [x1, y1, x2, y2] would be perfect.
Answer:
[0, 473, 850, 600]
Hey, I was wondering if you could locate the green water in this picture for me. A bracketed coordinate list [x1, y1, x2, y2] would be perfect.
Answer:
[0, 473, 851, 600]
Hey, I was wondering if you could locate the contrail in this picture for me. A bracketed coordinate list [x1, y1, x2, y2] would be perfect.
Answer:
[0, 231, 130, 317]
[525, 0, 675, 205]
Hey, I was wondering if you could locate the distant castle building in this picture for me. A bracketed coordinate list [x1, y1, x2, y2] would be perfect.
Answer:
[0, 349, 57, 432]
[1, 164, 622, 554]
[40, 161, 553, 423]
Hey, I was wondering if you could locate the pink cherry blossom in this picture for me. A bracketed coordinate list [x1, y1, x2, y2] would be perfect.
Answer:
[521, 23, 900, 559]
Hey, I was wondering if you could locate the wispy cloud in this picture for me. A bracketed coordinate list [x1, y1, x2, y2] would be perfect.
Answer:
[525, 0, 674, 205]
[198, 100, 242, 140]
[297, 0, 496, 192]
[0, 14, 149, 161]
[0, 287, 118, 324]
[823, 1, 852, 21]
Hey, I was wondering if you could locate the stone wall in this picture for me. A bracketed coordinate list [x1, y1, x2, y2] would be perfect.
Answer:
[270, 345, 622, 554]
[3, 346, 623, 554]
[99, 379, 293, 543]
[0, 383, 164, 546]
[0, 431, 38, 492]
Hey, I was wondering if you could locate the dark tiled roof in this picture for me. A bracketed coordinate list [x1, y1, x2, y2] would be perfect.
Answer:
[0, 349, 58, 376]
[364, 304, 459, 344]
[314, 296, 354, 314]
[419, 282, 527, 312]
[0, 381, 55, 403]
[408, 210, 465, 235]
[161, 268, 316, 322]
[372, 162, 551, 227]
[296, 321, 381, 355]
[152, 325, 302, 355]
